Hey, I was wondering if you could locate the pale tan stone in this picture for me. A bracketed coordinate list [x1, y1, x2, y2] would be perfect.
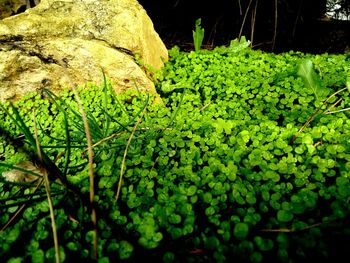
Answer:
[0, 0, 168, 102]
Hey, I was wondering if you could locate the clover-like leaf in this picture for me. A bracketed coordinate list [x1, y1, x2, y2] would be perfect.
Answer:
[277, 210, 293, 222]
[234, 222, 249, 240]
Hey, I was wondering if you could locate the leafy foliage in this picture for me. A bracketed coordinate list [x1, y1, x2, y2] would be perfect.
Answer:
[297, 59, 327, 101]
[1, 40, 350, 263]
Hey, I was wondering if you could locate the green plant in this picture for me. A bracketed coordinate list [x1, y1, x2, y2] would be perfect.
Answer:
[297, 59, 328, 101]
[0, 77, 157, 262]
[192, 18, 205, 52]
[1, 42, 350, 263]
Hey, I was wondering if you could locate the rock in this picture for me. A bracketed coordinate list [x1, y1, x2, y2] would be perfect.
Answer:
[0, 0, 168, 102]
[0, 0, 37, 20]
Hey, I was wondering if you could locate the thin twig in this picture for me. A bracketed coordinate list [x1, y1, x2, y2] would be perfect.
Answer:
[81, 131, 123, 157]
[238, 0, 242, 15]
[200, 101, 211, 111]
[272, 0, 278, 51]
[325, 107, 350, 115]
[313, 140, 324, 148]
[1, 204, 26, 231]
[73, 88, 98, 260]
[238, 0, 253, 40]
[290, 87, 348, 145]
[292, 0, 303, 39]
[33, 110, 60, 263]
[250, 0, 258, 47]
[261, 222, 326, 233]
[116, 107, 147, 201]
[323, 98, 343, 114]
[0, 179, 43, 231]
[150, 156, 159, 172]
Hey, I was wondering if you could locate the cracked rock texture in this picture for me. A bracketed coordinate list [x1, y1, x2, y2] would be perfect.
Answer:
[0, 0, 168, 102]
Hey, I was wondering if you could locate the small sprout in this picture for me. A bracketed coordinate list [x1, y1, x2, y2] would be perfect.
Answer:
[192, 18, 205, 52]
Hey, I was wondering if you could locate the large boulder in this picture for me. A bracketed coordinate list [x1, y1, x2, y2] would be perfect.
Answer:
[0, 0, 168, 102]
[0, 1, 34, 19]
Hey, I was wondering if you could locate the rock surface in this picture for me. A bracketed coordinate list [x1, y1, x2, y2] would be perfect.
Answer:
[0, 0, 168, 102]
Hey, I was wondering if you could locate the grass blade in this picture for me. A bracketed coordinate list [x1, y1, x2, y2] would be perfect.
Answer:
[72, 87, 98, 260]
[43, 89, 72, 178]
[0, 103, 68, 185]
[102, 69, 111, 136]
[33, 110, 60, 263]
[116, 103, 147, 202]
[290, 87, 348, 144]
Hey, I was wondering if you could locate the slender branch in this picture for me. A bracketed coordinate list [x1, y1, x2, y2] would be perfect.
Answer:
[292, 0, 304, 39]
[261, 222, 326, 233]
[272, 0, 278, 51]
[290, 87, 348, 145]
[73, 88, 98, 260]
[251, 0, 259, 46]
[323, 98, 343, 113]
[325, 107, 350, 115]
[33, 110, 60, 263]
[200, 101, 211, 111]
[238, 0, 242, 15]
[81, 131, 123, 157]
[238, 0, 253, 40]
[0, 179, 43, 231]
[116, 107, 147, 201]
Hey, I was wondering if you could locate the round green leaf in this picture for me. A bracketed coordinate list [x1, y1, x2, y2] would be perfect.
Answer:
[31, 249, 45, 263]
[277, 210, 293, 222]
[234, 222, 249, 240]
[254, 236, 274, 251]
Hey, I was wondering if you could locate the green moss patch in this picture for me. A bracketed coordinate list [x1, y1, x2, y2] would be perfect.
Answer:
[1, 41, 350, 262]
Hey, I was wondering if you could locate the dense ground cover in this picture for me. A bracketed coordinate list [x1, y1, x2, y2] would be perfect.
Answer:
[1, 41, 350, 262]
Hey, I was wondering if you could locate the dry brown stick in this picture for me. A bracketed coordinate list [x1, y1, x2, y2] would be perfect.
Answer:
[72, 88, 98, 260]
[323, 98, 343, 114]
[261, 222, 325, 233]
[81, 131, 123, 157]
[238, 0, 242, 15]
[238, 0, 253, 40]
[325, 107, 350, 115]
[271, 0, 278, 51]
[116, 107, 147, 202]
[0, 179, 43, 231]
[1, 204, 27, 231]
[292, 0, 303, 39]
[33, 110, 60, 263]
[200, 101, 211, 111]
[250, 0, 258, 46]
[290, 87, 348, 145]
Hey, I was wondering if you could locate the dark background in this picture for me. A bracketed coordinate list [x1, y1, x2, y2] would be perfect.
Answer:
[139, 0, 350, 54]
[2, 0, 349, 54]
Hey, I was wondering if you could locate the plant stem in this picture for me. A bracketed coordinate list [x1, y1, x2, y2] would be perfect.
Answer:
[272, 0, 278, 51]
[238, 0, 253, 40]
[290, 87, 348, 144]
[116, 107, 147, 202]
[73, 88, 98, 260]
[33, 111, 60, 263]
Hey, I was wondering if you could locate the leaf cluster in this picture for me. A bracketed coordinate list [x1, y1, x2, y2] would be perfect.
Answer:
[0, 43, 350, 263]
